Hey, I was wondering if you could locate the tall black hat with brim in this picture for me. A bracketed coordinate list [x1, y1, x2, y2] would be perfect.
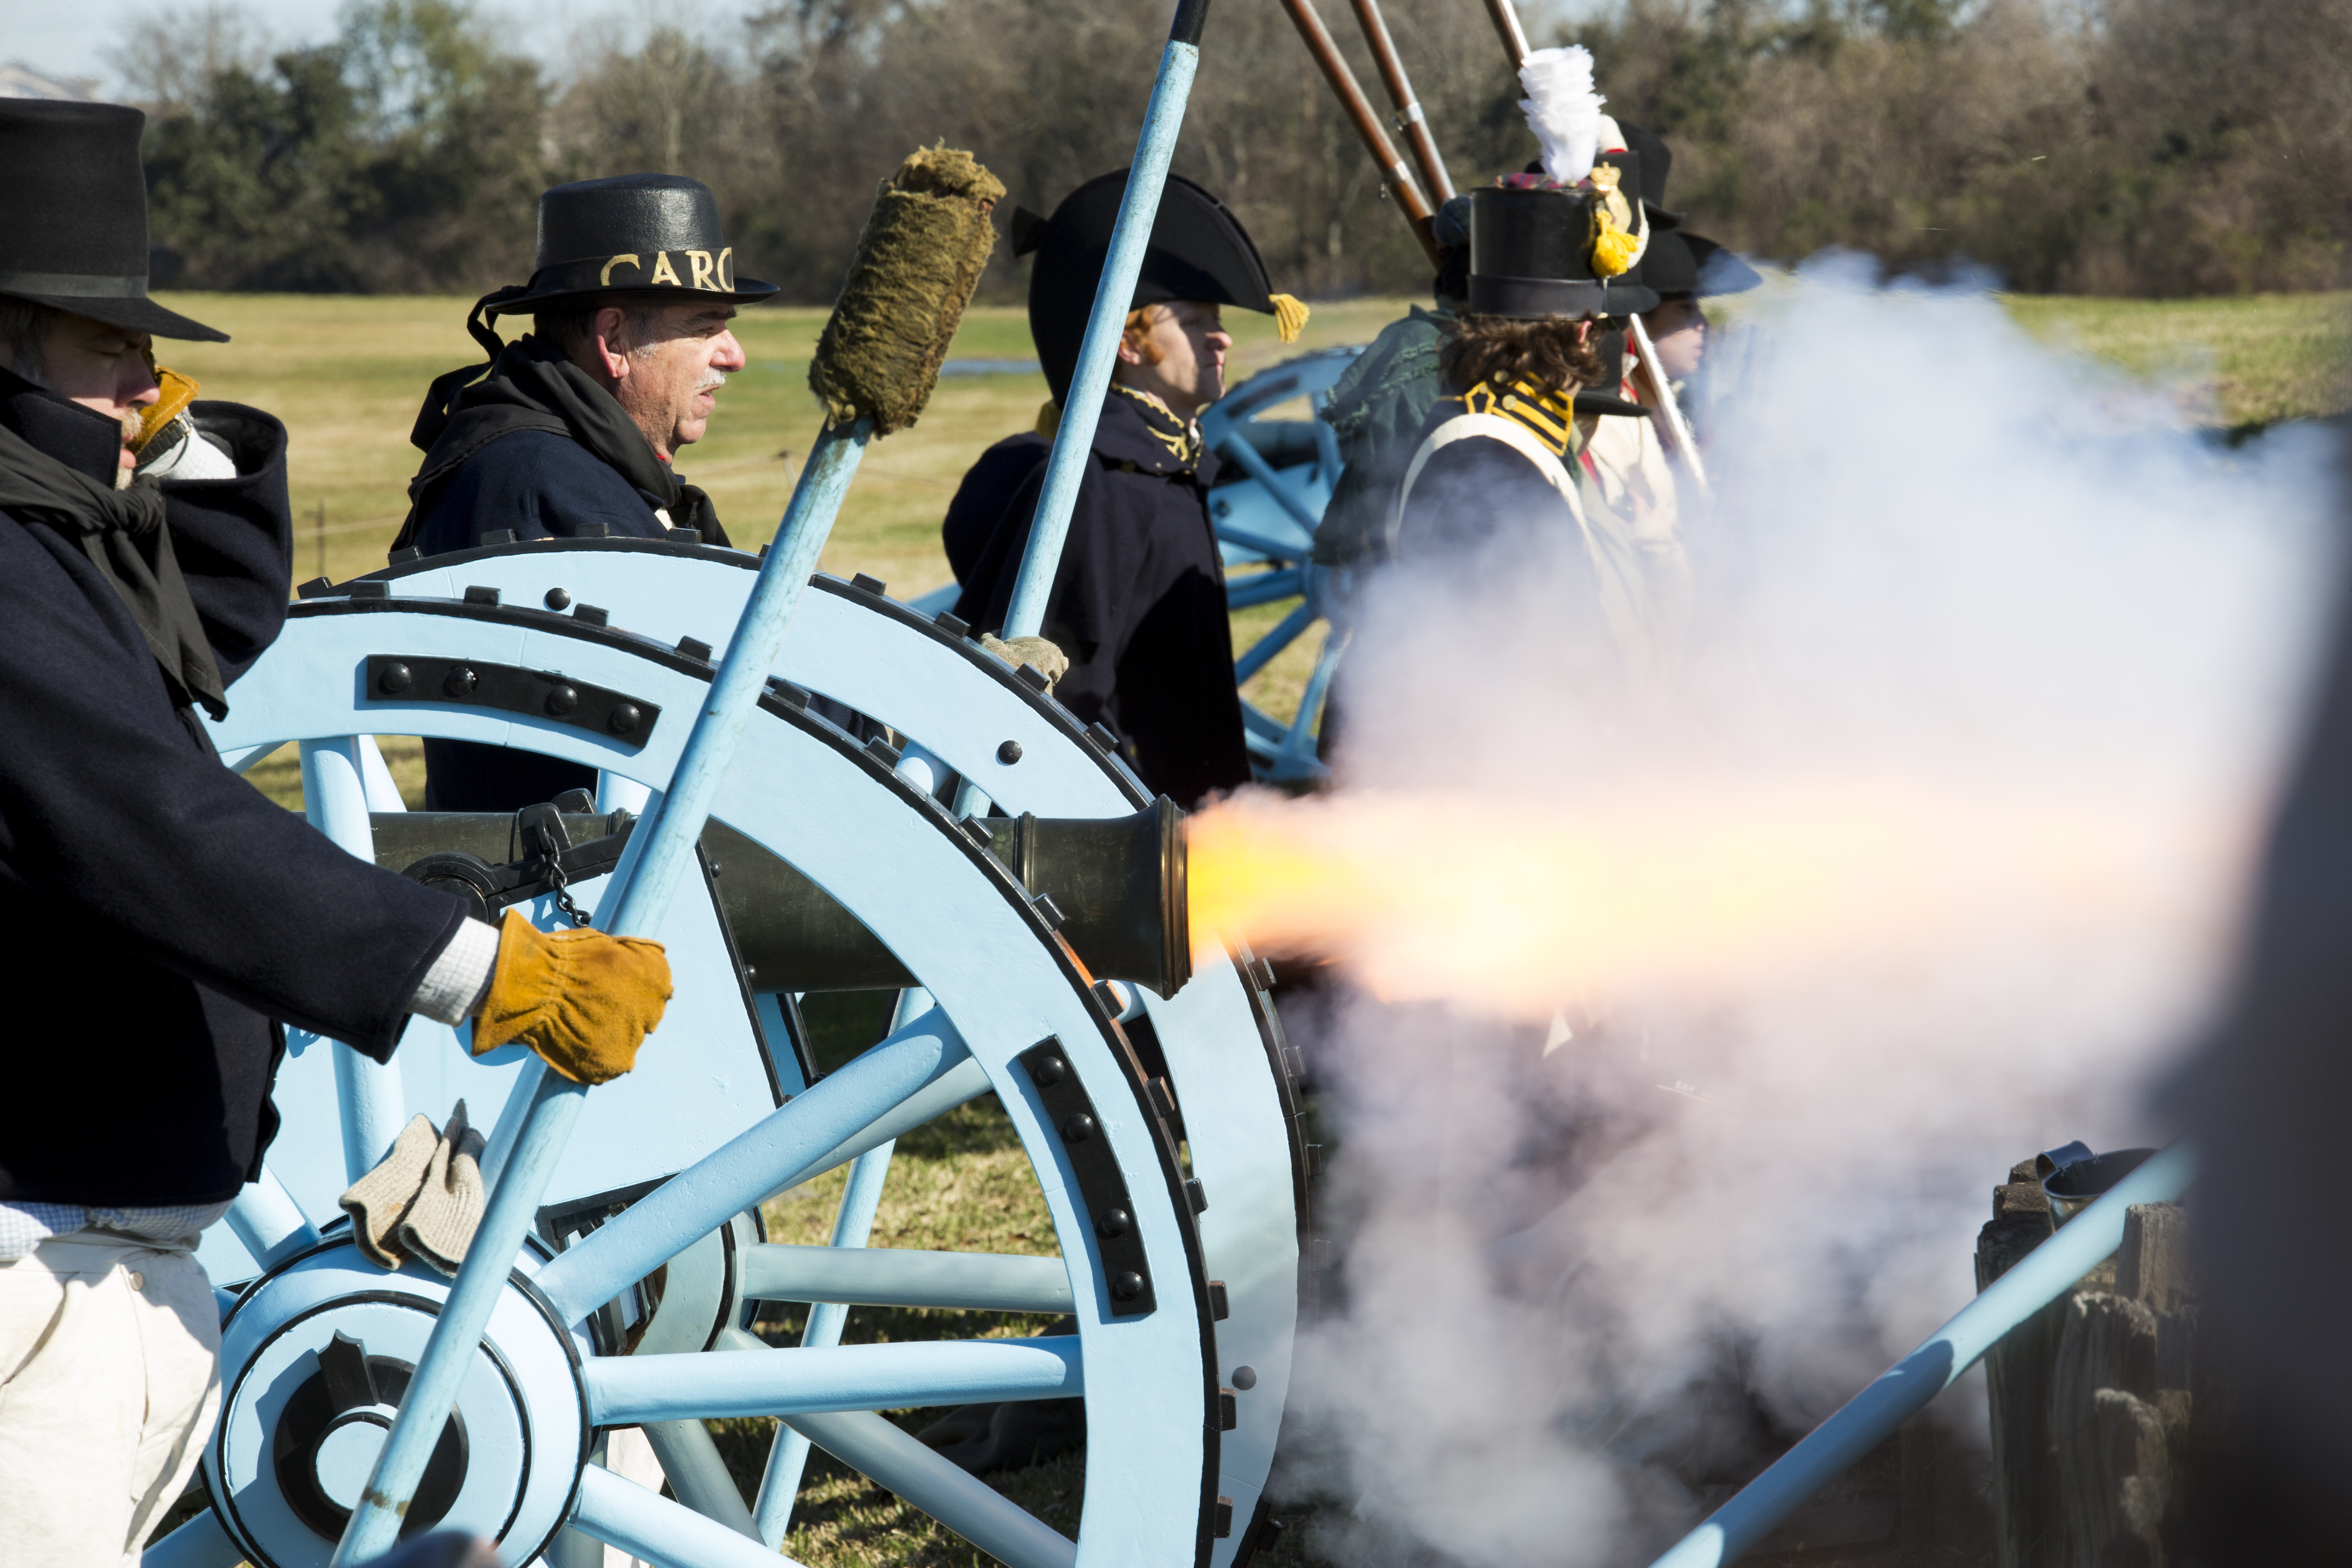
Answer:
[1615, 122, 1683, 232]
[1466, 178, 1659, 321]
[1641, 230, 1764, 299]
[480, 173, 780, 318]
[1015, 170, 1294, 406]
[0, 100, 227, 343]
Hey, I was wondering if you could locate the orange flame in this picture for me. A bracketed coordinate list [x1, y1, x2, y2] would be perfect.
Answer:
[1187, 782, 2225, 1020]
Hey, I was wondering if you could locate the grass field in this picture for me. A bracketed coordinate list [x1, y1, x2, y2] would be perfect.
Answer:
[205, 287, 2344, 1565]
[157, 286, 2350, 739]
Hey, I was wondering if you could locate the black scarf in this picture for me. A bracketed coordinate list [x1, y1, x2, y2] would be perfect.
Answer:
[0, 419, 228, 723]
[392, 290, 728, 553]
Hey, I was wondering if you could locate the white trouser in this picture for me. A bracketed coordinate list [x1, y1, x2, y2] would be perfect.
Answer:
[0, 1231, 221, 1566]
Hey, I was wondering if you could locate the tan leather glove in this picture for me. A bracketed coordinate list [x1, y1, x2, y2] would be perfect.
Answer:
[473, 909, 673, 1085]
[131, 364, 200, 455]
[981, 633, 1069, 690]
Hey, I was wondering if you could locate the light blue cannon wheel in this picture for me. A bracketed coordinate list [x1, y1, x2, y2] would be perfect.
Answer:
[309, 538, 1314, 1564]
[135, 585, 1251, 1568]
[1198, 347, 1364, 785]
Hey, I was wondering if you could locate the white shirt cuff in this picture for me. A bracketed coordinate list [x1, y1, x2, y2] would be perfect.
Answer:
[409, 917, 501, 1024]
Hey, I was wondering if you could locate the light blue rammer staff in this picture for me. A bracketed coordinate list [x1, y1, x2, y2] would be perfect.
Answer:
[331, 145, 1009, 1564]
[1000, 0, 1218, 640]
[746, 3, 1225, 1541]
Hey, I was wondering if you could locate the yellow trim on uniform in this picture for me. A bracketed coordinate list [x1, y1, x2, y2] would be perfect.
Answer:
[1462, 377, 1578, 456]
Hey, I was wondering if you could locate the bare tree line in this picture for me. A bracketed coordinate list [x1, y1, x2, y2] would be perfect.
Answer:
[114, 0, 2351, 302]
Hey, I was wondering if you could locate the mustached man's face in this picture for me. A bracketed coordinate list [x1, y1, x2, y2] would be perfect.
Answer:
[34, 313, 160, 481]
[595, 302, 746, 458]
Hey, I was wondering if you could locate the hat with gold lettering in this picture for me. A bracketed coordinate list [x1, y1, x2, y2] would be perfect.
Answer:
[483, 173, 778, 315]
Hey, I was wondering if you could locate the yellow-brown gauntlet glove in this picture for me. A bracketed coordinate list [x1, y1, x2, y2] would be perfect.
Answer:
[472, 909, 673, 1084]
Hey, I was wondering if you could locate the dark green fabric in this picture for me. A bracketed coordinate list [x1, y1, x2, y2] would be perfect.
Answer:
[1311, 305, 1453, 567]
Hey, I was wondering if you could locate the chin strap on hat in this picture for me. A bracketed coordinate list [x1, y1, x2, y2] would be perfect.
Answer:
[408, 284, 532, 452]
[1271, 293, 1309, 343]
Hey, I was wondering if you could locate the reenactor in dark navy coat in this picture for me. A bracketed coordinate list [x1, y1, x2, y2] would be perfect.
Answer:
[948, 172, 1308, 807]
[0, 103, 670, 1565]
[392, 174, 778, 810]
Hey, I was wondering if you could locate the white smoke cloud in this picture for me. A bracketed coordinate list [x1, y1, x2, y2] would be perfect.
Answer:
[1278, 254, 2342, 1563]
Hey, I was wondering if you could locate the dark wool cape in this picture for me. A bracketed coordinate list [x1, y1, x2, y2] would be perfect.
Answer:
[0, 372, 466, 1206]
[951, 389, 1251, 808]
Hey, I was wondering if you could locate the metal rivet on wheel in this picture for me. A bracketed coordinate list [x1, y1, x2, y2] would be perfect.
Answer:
[1112, 1270, 1145, 1301]
[444, 667, 479, 696]
[546, 684, 579, 716]
[377, 662, 412, 695]
[543, 588, 571, 610]
[1231, 1364, 1257, 1391]
[463, 585, 500, 606]
[1094, 1207, 1130, 1238]
[1031, 1053, 1067, 1087]
[1059, 1111, 1095, 1143]
[608, 703, 642, 736]
[997, 739, 1022, 765]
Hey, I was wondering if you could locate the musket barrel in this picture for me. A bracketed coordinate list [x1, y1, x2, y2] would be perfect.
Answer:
[1348, 0, 1454, 203]
[1275, 0, 1442, 262]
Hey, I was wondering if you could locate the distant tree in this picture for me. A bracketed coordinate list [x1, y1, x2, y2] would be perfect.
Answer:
[126, 1, 548, 293]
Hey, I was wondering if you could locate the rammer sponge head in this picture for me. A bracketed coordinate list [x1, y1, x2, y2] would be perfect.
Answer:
[809, 144, 1007, 436]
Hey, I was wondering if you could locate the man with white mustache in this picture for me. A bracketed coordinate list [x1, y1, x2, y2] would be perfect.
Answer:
[393, 173, 777, 809]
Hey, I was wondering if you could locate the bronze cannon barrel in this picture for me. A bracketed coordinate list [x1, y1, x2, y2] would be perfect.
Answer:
[368, 799, 1189, 998]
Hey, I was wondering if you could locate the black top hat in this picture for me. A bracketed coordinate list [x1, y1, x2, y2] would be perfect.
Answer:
[1640, 230, 1764, 299]
[0, 100, 226, 342]
[1015, 171, 1282, 405]
[1466, 180, 1659, 321]
[1615, 122, 1683, 231]
[482, 174, 779, 317]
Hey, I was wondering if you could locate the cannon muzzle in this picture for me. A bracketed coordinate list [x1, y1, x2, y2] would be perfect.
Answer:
[369, 799, 1191, 999]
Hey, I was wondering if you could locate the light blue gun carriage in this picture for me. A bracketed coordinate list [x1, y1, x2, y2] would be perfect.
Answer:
[145, 539, 1312, 1568]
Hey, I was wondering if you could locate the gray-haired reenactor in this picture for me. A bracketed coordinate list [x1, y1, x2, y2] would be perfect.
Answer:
[393, 173, 778, 810]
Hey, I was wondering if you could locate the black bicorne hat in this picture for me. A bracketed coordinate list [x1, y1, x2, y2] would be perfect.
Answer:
[1016, 170, 1283, 406]
[0, 100, 227, 342]
[1615, 122, 1683, 232]
[1640, 230, 1764, 299]
[1466, 182, 1659, 321]
[482, 173, 780, 316]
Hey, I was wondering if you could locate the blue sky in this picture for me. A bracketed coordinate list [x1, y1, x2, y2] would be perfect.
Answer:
[2, 0, 772, 98]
